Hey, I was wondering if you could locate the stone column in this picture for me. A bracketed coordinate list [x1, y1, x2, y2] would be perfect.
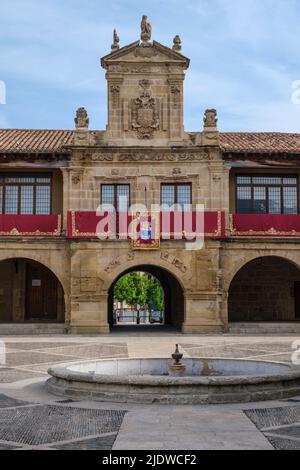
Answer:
[69, 292, 110, 334]
[182, 292, 225, 334]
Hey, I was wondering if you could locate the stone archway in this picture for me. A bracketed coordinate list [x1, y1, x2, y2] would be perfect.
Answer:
[0, 258, 65, 323]
[228, 256, 300, 322]
[107, 264, 185, 330]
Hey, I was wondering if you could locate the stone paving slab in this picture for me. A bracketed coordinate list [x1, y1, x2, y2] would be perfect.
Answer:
[4, 342, 83, 351]
[5, 351, 83, 367]
[0, 442, 22, 450]
[45, 343, 128, 359]
[0, 368, 46, 384]
[182, 346, 275, 359]
[0, 394, 31, 408]
[114, 407, 273, 450]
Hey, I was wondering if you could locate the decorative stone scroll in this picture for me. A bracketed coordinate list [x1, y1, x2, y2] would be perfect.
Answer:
[75, 151, 211, 163]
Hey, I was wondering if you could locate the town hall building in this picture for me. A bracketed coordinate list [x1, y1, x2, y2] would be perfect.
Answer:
[1, 17, 300, 335]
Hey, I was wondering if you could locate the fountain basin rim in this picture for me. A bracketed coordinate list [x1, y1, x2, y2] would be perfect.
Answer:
[47, 357, 299, 387]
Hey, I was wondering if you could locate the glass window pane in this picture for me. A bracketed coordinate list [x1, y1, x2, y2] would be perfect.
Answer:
[5, 176, 35, 183]
[177, 185, 191, 209]
[283, 187, 298, 214]
[101, 185, 114, 207]
[117, 185, 129, 211]
[283, 177, 297, 185]
[253, 187, 267, 213]
[162, 185, 175, 207]
[252, 176, 282, 185]
[36, 177, 51, 183]
[237, 187, 252, 214]
[5, 186, 18, 214]
[36, 186, 51, 215]
[20, 186, 34, 214]
[268, 187, 281, 214]
[236, 176, 251, 185]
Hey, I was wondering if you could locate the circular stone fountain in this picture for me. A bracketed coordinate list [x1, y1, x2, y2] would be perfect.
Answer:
[46, 346, 300, 405]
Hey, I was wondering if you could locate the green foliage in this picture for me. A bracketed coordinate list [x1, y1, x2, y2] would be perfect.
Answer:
[114, 272, 164, 311]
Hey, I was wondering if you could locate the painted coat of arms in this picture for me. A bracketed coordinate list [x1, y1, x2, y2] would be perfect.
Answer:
[131, 80, 160, 139]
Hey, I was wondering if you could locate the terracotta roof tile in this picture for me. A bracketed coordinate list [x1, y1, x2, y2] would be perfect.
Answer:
[1, 129, 300, 155]
[219, 132, 300, 154]
[0, 129, 74, 154]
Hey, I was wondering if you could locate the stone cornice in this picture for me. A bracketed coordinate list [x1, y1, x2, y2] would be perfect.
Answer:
[71, 148, 212, 163]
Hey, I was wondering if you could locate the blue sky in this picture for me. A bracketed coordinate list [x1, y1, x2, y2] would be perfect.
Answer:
[0, 0, 300, 132]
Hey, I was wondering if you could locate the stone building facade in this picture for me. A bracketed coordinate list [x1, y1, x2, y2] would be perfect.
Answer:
[1, 17, 300, 335]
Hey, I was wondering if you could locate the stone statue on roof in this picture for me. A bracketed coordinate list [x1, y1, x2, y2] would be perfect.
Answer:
[141, 15, 152, 43]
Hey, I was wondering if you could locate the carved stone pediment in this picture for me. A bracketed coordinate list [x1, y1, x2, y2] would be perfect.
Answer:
[101, 40, 190, 69]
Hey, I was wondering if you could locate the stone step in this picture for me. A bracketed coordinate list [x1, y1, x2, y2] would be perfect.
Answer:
[229, 322, 300, 334]
[0, 323, 68, 335]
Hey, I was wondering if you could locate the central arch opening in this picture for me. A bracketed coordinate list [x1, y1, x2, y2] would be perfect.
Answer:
[108, 265, 184, 332]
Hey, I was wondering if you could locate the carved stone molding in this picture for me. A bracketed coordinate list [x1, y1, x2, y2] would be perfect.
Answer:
[118, 153, 175, 162]
[170, 84, 181, 108]
[110, 84, 120, 107]
[161, 251, 188, 274]
[177, 152, 210, 162]
[72, 151, 211, 163]
[91, 153, 114, 162]
[0, 153, 70, 163]
[72, 174, 81, 185]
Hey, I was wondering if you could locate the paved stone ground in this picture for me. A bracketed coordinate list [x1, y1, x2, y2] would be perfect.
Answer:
[0, 333, 300, 450]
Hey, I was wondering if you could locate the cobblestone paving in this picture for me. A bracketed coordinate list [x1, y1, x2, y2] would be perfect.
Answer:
[0, 402, 126, 449]
[245, 405, 300, 450]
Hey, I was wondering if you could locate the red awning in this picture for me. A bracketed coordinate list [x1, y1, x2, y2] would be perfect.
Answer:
[67, 211, 226, 240]
[0, 215, 62, 237]
[230, 214, 300, 237]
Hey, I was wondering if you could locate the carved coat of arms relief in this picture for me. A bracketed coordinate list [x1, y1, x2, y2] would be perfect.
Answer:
[131, 80, 160, 139]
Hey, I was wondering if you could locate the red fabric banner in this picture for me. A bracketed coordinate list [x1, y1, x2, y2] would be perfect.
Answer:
[230, 214, 300, 237]
[0, 215, 62, 237]
[67, 211, 226, 240]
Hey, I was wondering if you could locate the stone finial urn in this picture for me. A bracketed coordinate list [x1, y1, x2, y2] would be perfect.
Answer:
[169, 344, 186, 377]
[172, 344, 183, 365]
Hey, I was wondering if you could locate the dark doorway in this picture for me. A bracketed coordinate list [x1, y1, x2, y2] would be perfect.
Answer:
[26, 262, 59, 321]
[0, 258, 65, 323]
[228, 257, 300, 322]
[108, 265, 184, 331]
